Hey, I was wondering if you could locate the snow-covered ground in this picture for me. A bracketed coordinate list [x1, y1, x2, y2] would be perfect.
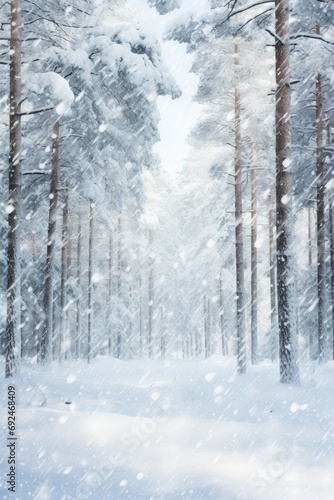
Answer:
[1, 356, 334, 499]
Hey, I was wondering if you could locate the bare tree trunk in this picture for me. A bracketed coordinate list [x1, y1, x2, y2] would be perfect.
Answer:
[251, 143, 258, 365]
[329, 201, 334, 360]
[308, 208, 312, 266]
[32, 233, 37, 263]
[234, 43, 246, 374]
[275, 0, 299, 383]
[139, 276, 143, 357]
[204, 294, 209, 359]
[75, 215, 82, 359]
[148, 229, 154, 358]
[219, 270, 228, 355]
[116, 214, 122, 358]
[108, 233, 113, 356]
[40, 120, 60, 364]
[327, 122, 334, 360]
[207, 298, 211, 357]
[59, 189, 69, 364]
[128, 277, 133, 353]
[268, 194, 278, 361]
[87, 202, 94, 363]
[6, 0, 22, 378]
[65, 214, 72, 360]
[315, 23, 326, 364]
[160, 305, 166, 359]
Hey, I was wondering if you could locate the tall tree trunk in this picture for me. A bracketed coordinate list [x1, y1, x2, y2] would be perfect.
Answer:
[234, 43, 246, 374]
[327, 122, 334, 360]
[268, 194, 277, 361]
[308, 208, 312, 266]
[160, 305, 166, 359]
[40, 120, 60, 364]
[329, 201, 334, 360]
[108, 233, 113, 356]
[75, 215, 82, 359]
[65, 214, 72, 360]
[32, 233, 37, 263]
[204, 294, 209, 359]
[275, 0, 299, 383]
[148, 229, 154, 358]
[207, 298, 211, 358]
[87, 202, 94, 363]
[6, 0, 22, 378]
[251, 143, 258, 365]
[116, 214, 122, 358]
[219, 269, 228, 355]
[315, 22, 326, 364]
[59, 188, 69, 364]
[139, 276, 143, 358]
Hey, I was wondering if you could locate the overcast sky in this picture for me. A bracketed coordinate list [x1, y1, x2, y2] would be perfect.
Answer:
[127, 0, 202, 173]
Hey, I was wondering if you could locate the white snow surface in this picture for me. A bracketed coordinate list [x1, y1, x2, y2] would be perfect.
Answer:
[1, 356, 334, 499]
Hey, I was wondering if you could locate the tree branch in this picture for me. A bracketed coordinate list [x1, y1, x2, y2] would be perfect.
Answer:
[291, 32, 334, 45]
[19, 107, 54, 116]
[265, 28, 283, 43]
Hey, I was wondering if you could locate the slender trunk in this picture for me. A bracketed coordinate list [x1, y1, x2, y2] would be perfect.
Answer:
[160, 305, 166, 359]
[75, 215, 82, 359]
[59, 189, 69, 364]
[251, 143, 258, 364]
[207, 298, 211, 357]
[148, 229, 154, 358]
[128, 277, 133, 350]
[116, 214, 122, 358]
[275, 0, 299, 383]
[32, 233, 37, 263]
[308, 208, 312, 266]
[219, 270, 228, 355]
[204, 294, 209, 358]
[6, 0, 22, 378]
[108, 233, 113, 355]
[139, 276, 143, 357]
[329, 201, 334, 360]
[326, 122, 334, 360]
[40, 120, 60, 363]
[87, 203, 94, 363]
[268, 194, 278, 361]
[315, 23, 326, 363]
[65, 214, 72, 360]
[234, 43, 246, 374]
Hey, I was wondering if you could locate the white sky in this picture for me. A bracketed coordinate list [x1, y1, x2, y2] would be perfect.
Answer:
[127, 0, 202, 173]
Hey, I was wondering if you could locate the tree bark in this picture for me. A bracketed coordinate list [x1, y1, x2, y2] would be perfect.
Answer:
[40, 119, 60, 364]
[219, 270, 228, 355]
[139, 276, 143, 358]
[251, 143, 258, 365]
[75, 215, 82, 359]
[6, 0, 22, 378]
[108, 232, 113, 356]
[160, 305, 166, 359]
[234, 42, 246, 374]
[116, 214, 122, 358]
[315, 21, 326, 364]
[308, 208, 312, 267]
[275, 0, 299, 383]
[87, 202, 94, 363]
[268, 194, 277, 361]
[59, 188, 69, 363]
[329, 201, 334, 360]
[204, 294, 209, 359]
[148, 229, 154, 358]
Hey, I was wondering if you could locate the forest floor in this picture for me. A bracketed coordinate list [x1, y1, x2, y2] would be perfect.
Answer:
[1, 355, 334, 499]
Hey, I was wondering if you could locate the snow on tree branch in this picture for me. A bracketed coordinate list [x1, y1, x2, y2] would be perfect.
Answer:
[147, 0, 181, 14]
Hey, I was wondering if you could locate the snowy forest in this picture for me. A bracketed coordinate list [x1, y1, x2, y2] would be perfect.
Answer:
[1, 0, 334, 498]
